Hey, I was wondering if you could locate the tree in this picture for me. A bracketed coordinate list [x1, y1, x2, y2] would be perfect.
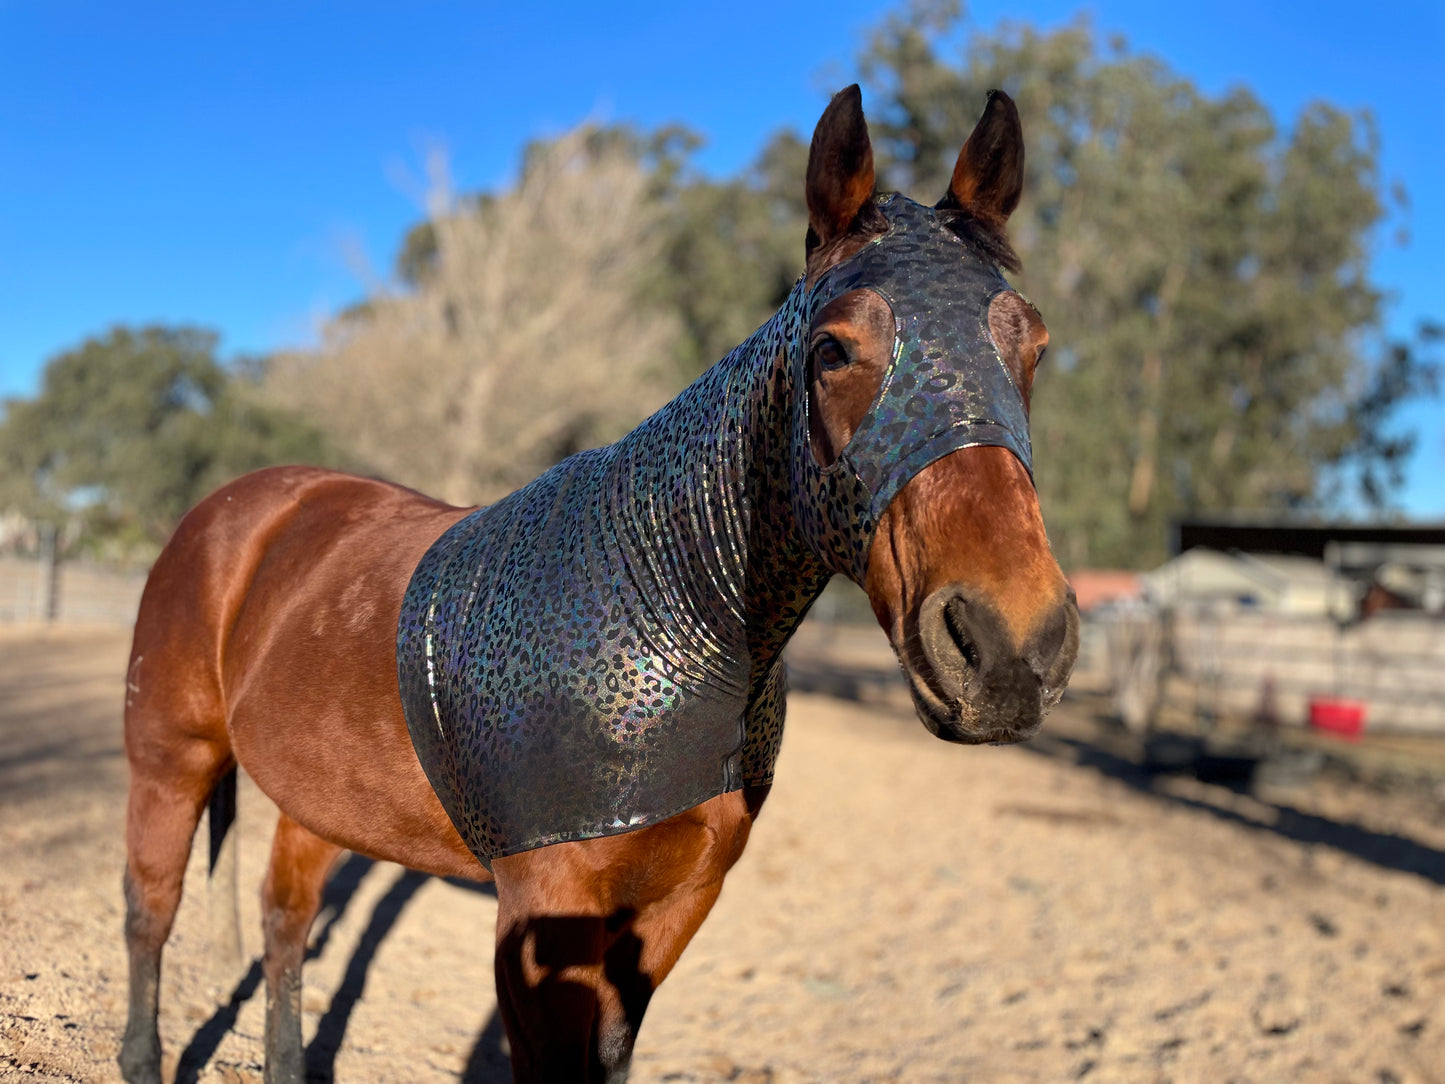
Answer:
[647, 128, 811, 377]
[857, 2, 1438, 567]
[0, 325, 338, 558]
[265, 127, 683, 505]
[389, 123, 811, 385]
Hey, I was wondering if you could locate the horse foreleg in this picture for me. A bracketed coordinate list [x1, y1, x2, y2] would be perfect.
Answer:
[491, 792, 753, 1083]
[260, 814, 342, 1084]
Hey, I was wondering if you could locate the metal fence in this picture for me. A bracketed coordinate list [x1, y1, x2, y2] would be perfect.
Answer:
[1087, 605, 1445, 736]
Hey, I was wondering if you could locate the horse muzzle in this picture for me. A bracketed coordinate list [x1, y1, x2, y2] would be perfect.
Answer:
[902, 584, 1080, 745]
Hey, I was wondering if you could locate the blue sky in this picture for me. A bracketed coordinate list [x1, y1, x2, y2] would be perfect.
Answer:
[1, 1, 1441, 514]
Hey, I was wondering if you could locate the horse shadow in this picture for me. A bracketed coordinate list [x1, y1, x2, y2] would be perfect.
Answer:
[787, 648, 1445, 887]
[174, 854, 512, 1083]
[1022, 725, 1445, 887]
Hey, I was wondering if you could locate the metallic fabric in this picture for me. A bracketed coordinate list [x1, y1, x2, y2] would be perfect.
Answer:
[790, 195, 1031, 583]
[397, 194, 1034, 867]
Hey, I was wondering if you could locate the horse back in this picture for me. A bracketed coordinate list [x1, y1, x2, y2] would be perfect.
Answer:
[128, 465, 488, 880]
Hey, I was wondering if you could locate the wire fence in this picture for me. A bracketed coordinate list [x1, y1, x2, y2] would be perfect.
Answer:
[0, 555, 147, 626]
[1096, 605, 1445, 736]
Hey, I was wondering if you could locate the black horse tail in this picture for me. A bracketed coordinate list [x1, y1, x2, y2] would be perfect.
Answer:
[207, 764, 244, 981]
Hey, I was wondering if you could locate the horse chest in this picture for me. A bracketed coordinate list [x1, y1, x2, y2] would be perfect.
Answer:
[396, 448, 779, 869]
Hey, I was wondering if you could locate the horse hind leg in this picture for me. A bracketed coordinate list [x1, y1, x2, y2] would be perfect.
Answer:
[260, 813, 342, 1084]
[207, 764, 245, 985]
[118, 734, 234, 1084]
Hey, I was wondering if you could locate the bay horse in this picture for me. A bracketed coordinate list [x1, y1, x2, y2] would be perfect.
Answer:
[119, 86, 1079, 1083]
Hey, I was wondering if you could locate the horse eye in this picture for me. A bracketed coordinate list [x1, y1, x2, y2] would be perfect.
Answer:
[1034, 345, 1047, 366]
[813, 337, 849, 371]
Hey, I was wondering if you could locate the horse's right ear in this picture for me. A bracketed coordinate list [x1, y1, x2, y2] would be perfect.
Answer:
[806, 85, 875, 258]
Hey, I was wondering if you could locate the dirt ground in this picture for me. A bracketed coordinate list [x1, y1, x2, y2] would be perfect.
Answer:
[2, 624, 1445, 1084]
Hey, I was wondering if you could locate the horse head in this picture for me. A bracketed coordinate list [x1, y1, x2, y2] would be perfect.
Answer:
[790, 85, 1078, 744]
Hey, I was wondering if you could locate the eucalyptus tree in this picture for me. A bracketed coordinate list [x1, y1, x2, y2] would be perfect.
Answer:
[856, 2, 1436, 566]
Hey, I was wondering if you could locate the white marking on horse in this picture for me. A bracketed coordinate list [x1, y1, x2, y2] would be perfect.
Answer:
[126, 655, 143, 708]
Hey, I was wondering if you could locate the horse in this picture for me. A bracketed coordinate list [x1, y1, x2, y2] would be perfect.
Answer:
[118, 85, 1079, 1084]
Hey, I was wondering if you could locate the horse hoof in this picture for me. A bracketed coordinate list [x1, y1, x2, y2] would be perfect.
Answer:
[117, 1047, 162, 1084]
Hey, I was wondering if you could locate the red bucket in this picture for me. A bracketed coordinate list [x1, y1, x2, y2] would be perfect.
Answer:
[1308, 697, 1366, 740]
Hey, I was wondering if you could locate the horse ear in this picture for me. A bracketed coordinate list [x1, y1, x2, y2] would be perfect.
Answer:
[939, 90, 1024, 226]
[806, 84, 875, 256]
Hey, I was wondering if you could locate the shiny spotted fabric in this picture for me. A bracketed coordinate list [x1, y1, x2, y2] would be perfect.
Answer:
[397, 194, 1034, 866]
[791, 194, 1032, 582]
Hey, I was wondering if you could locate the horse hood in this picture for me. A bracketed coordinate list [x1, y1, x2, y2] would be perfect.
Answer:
[789, 193, 1033, 582]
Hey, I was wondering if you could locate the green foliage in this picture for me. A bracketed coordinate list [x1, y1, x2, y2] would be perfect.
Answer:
[647, 129, 810, 376]
[856, 4, 1438, 567]
[0, 325, 341, 556]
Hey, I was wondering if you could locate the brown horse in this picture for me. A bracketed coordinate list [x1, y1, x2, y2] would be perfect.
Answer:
[119, 86, 1078, 1083]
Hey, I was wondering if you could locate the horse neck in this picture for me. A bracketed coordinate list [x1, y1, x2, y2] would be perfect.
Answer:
[611, 303, 832, 677]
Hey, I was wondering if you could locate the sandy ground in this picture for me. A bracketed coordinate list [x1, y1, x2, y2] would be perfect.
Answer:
[2, 624, 1445, 1083]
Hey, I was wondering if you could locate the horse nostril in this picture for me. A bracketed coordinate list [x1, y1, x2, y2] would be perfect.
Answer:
[1026, 598, 1080, 695]
[943, 597, 981, 675]
[1027, 603, 1069, 676]
[961, 638, 980, 674]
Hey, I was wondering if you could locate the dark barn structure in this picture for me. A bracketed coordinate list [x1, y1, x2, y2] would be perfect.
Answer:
[1174, 519, 1445, 560]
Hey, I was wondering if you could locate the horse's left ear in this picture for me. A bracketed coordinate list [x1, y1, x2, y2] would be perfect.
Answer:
[939, 89, 1024, 226]
[806, 84, 876, 257]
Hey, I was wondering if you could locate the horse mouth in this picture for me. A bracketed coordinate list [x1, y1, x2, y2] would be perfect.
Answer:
[884, 583, 1077, 746]
[900, 659, 1046, 745]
